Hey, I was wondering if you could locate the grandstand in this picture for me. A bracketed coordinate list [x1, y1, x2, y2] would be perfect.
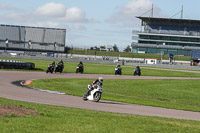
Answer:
[0, 24, 66, 53]
[132, 17, 200, 56]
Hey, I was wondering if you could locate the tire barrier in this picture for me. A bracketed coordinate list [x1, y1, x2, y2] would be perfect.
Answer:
[0, 60, 35, 70]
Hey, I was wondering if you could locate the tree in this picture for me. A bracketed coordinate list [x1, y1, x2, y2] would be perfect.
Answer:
[100, 45, 106, 49]
[124, 45, 131, 52]
[100, 45, 106, 51]
[113, 44, 119, 52]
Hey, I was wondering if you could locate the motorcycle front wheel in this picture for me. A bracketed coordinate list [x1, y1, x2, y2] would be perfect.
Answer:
[93, 92, 101, 102]
[83, 92, 88, 101]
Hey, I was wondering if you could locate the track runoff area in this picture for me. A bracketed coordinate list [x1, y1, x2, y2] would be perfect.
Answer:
[0, 70, 200, 121]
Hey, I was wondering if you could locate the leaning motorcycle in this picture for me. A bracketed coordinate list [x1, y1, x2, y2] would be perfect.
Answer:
[83, 84, 103, 102]
[46, 64, 54, 73]
[55, 64, 63, 73]
[115, 67, 122, 75]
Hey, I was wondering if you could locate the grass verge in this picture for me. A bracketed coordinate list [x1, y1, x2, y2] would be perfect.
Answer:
[1, 57, 200, 77]
[0, 97, 200, 133]
[28, 79, 200, 112]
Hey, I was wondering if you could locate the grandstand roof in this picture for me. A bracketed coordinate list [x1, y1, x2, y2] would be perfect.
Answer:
[0, 24, 66, 31]
[137, 16, 200, 26]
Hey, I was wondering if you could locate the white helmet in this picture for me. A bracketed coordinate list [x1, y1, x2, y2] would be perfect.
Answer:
[98, 77, 104, 82]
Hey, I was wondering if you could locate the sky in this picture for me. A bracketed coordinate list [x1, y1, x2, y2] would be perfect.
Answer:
[0, 0, 200, 51]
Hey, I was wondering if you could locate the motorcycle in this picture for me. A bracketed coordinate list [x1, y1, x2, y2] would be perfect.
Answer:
[115, 67, 122, 75]
[46, 64, 54, 73]
[134, 69, 141, 76]
[76, 66, 84, 73]
[83, 84, 103, 102]
[55, 63, 63, 73]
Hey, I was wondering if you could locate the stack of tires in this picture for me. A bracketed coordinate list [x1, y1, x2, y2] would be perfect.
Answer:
[0, 60, 35, 70]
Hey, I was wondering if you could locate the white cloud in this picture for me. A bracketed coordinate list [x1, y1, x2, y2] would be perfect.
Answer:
[32, 3, 97, 23]
[0, 2, 98, 26]
[33, 2, 66, 18]
[59, 7, 88, 23]
[107, 0, 165, 27]
[118, 0, 153, 19]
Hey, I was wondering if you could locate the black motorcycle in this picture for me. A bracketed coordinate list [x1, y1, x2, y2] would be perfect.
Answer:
[46, 64, 54, 74]
[115, 67, 122, 75]
[76, 65, 84, 73]
[55, 64, 63, 73]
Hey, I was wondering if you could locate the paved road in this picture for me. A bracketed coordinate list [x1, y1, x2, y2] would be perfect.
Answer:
[1, 70, 200, 121]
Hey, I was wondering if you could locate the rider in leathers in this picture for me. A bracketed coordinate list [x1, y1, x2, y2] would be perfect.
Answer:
[86, 77, 104, 96]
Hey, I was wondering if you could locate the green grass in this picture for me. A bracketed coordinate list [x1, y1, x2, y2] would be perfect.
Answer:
[0, 97, 200, 133]
[28, 79, 200, 112]
[1, 57, 200, 77]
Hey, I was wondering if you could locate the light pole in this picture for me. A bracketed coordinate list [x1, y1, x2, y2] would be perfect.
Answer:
[28, 40, 32, 49]
[54, 42, 57, 57]
[5, 38, 8, 52]
[161, 43, 165, 64]
[161, 51, 162, 60]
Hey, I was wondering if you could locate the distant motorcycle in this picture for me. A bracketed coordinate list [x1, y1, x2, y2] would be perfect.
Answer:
[55, 63, 63, 73]
[134, 66, 141, 76]
[115, 67, 122, 75]
[134, 69, 141, 76]
[83, 84, 103, 102]
[76, 65, 84, 73]
[46, 64, 54, 74]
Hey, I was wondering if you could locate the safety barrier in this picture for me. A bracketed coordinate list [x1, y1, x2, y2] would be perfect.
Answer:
[0, 60, 35, 70]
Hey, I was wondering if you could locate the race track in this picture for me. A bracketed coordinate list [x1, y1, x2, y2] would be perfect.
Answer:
[1, 70, 200, 121]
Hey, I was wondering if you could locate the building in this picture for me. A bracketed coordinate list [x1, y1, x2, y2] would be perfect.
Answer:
[145, 58, 162, 64]
[191, 50, 200, 66]
[132, 17, 200, 56]
[0, 24, 66, 53]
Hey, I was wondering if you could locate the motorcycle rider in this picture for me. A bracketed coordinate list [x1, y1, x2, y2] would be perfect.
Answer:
[115, 64, 122, 75]
[116, 64, 121, 69]
[58, 60, 64, 66]
[54, 60, 64, 73]
[86, 77, 104, 96]
[78, 61, 83, 67]
[76, 61, 84, 73]
[46, 63, 54, 73]
[134, 66, 141, 76]
[78, 61, 84, 69]
[58, 59, 64, 69]
[136, 66, 141, 70]
[52, 61, 55, 68]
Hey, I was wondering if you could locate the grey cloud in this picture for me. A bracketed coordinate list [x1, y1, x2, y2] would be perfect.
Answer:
[0, 3, 21, 11]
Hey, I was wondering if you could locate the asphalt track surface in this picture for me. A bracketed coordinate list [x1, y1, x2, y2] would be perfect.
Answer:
[1, 70, 200, 121]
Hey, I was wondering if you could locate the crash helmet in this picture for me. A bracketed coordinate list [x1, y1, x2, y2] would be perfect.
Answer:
[98, 77, 104, 82]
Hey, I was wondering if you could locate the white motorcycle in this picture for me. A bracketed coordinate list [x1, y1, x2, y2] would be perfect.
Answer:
[83, 84, 103, 102]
